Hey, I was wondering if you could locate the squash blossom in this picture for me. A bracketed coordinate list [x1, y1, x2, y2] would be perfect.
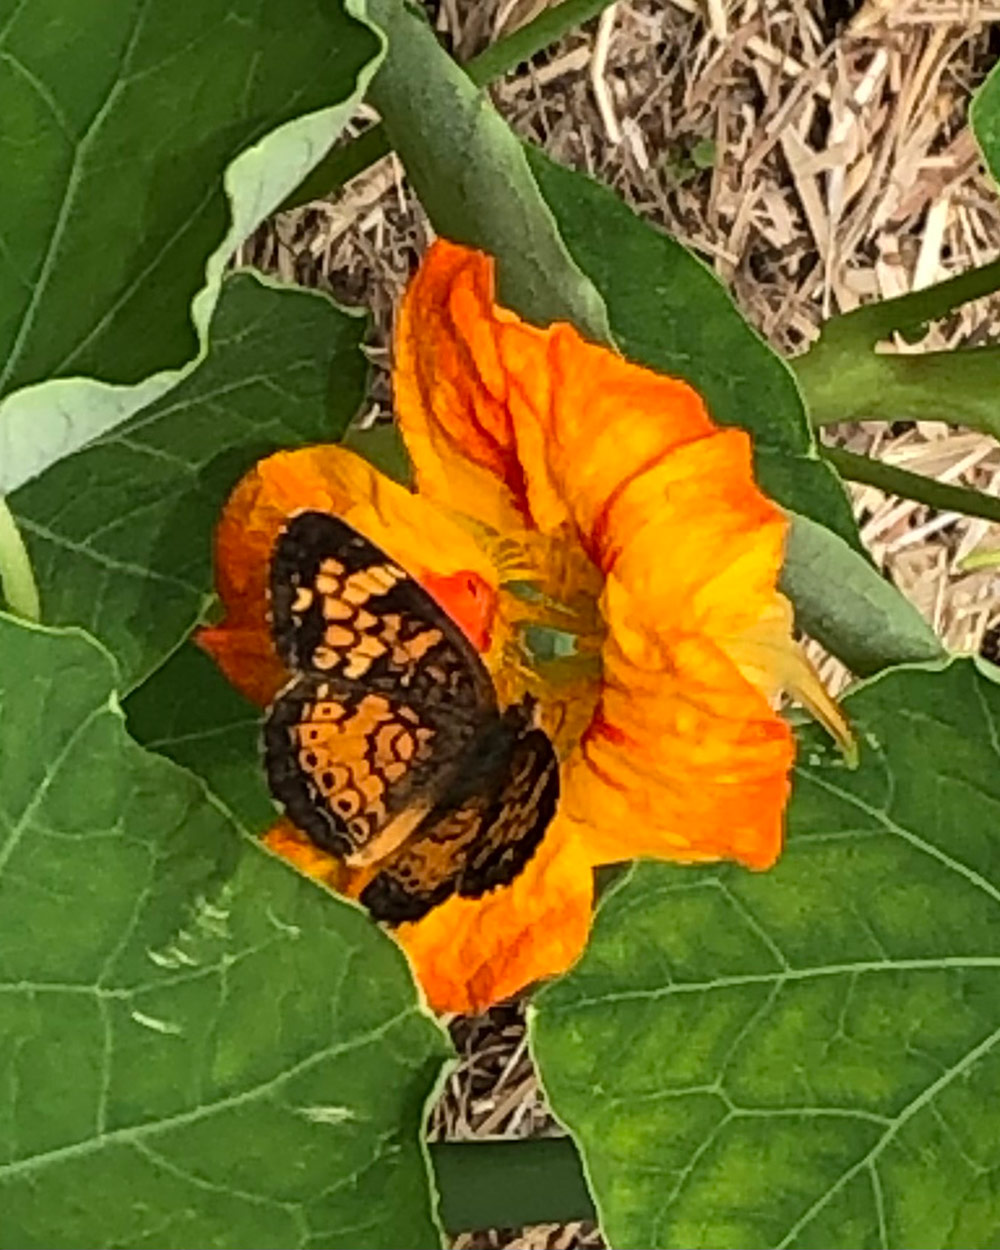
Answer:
[198, 240, 849, 1014]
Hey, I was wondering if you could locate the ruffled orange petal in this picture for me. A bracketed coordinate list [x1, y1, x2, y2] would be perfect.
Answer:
[262, 819, 356, 894]
[394, 240, 717, 549]
[566, 630, 793, 868]
[263, 816, 593, 1014]
[197, 444, 501, 706]
[396, 240, 811, 870]
[396, 816, 593, 1013]
[565, 451, 796, 868]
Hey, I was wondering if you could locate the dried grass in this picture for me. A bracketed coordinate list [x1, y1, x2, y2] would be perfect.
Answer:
[243, 3, 1000, 1244]
[428, 1007, 605, 1249]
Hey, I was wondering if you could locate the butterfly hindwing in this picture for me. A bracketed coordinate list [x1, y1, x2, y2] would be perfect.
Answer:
[270, 511, 493, 712]
[358, 789, 492, 924]
[265, 673, 485, 863]
[458, 726, 559, 897]
[359, 716, 560, 925]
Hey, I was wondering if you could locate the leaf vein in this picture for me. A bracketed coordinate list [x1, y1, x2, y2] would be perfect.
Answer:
[774, 1020, 1000, 1248]
[0, 1004, 419, 1180]
[802, 769, 1000, 906]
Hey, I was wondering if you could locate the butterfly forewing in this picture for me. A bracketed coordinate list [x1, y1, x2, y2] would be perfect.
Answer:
[270, 511, 493, 711]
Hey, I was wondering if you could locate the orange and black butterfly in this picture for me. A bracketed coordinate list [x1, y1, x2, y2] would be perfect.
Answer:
[264, 511, 559, 925]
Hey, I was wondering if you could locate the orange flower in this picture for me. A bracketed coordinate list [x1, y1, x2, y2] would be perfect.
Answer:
[199, 240, 848, 1014]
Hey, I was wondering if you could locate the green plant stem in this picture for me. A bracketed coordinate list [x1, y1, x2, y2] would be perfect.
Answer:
[793, 258, 1000, 433]
[812, 257, 1000, 352]
[824, 446, 1000, 525]
[468, 0, 615, 82]
[429, 1138, 595, 1233]
[0, 497, 40, 621]
[793, 342, 1000, 436]
[282, 0, 618, 209]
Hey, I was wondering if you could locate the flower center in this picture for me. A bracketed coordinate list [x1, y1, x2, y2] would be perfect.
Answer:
[492, 532, 606, 756]
[423, 523, 606, 759]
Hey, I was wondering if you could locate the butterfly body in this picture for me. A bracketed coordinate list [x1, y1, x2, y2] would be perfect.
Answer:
[264, 511, 558, 925]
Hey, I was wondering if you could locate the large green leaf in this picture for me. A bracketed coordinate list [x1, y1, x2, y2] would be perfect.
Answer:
[524, 149, 858, 547]
[0, 0, 381, 491]
[533, 658, 1000, 1249]
[0, 615, 449, 1249]
[8, 271, 367, 689]
[364, 0, 610, 343]
[126, 642, 273, 834]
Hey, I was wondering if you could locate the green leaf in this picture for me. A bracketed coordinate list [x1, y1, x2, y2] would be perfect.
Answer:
[525, 148, 859, 548]
[125, 642, 273, 834]
[8, 271, 367, 689]
[972, 56, 1000, 189]
[363, 0, 611, 344]
[0, 614, 450, 1249]
[781, 514, 944, 678]
[690, 138, 717, 171]
[532, 657, 1000, 1250]
[0, 0, 382, 491]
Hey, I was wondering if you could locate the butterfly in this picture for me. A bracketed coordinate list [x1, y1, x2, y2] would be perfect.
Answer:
[263, 510, 559, 925]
